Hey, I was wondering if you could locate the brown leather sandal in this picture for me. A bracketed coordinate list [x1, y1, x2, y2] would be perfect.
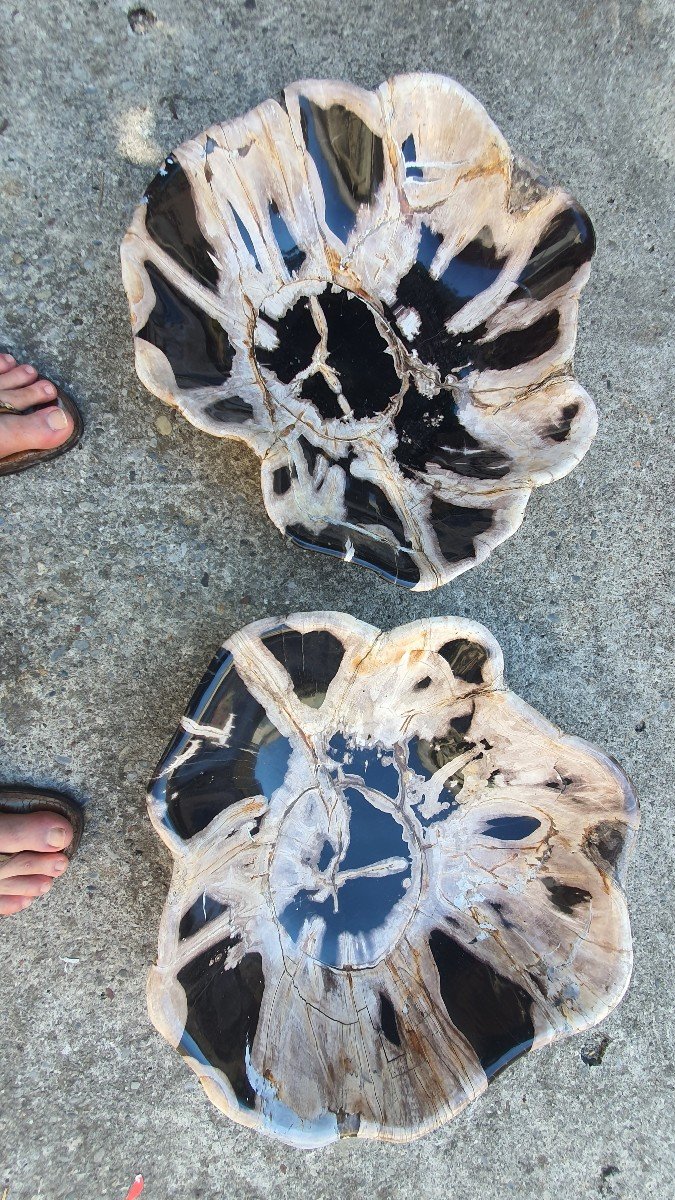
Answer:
[0, 786, 84, 863]
[0, 385, 83, 477]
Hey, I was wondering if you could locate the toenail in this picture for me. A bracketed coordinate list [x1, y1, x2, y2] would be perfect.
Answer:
[39, 882, 52, 895]
[45, 408, 69, 432]
[47, 826, 69, 848]
[52, 860, 67, 874]
[22, 364, 36, 375]
[0, 353, 14, 364]
[41, 381, 57, 398]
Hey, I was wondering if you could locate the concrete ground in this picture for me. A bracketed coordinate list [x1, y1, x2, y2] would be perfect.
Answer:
[0, 1, 673, 1197]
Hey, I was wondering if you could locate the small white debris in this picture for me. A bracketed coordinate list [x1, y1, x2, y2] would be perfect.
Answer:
[395, 306, 422, 340]
[155, 414, 173, 437]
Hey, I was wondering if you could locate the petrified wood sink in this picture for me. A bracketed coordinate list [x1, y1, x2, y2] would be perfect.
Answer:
[148, 613, 638, 1146]
[121, 74, 597, 589]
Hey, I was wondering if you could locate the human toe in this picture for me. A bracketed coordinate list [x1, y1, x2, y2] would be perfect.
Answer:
[0, 811, 73, 855]
[0, 376, 58, 409]
[0, 360, 38, 388]
[0, 850, 69, 880]
[0, 873, 55, 897]
[0, 404, 73, 458]
[0, 895, 34, 916]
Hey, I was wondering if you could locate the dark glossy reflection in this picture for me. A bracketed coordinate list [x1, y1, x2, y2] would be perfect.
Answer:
[390, 221, 565, 381]
[379, 991, 402, 1046]
[138, 261, 234, 389]
[296, 436, 320, 473]
[278, 787, 411, 967]
[257, 287, 401, 420]
[470, 311, 560, 374]
[255, 296, 319, 384]
[416, 224, 507, 311]
[178, 937, 264, 1109]
[407, 723, 474, 777]
[429, 928, 535, 1078]
[401, 133, 423, 179]
[318, 290, 400, 417]
[144, 155, 219, 291]
[299, 97, 385, 242]
[300, 372, 343, 418]
[511, 204, 595, 303]
[390, 224, 508, 379]
[429, 496, 493, 565]
[269, 200, 306, 274]
[204, 395, 255, 424]
[438, 638, 488, 684]
[284, 438, 419, 582]
[230, 204, 262, 271]
[407, 720, 474, 824]
[179, 893, 228, 940]
[272, 464, 292, 494]
[482, 816, 541, 841]
[263, 626, 345, 708]
[327, 733, 399, 799]
[343, 462, 407, 539]
[162, 658, 293, 838]
[286, 521, 421, 587]
[394, 385, 511, 480]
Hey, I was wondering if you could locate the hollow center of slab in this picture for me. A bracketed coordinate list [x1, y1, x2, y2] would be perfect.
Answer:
[253, 284, 405, 421]
[269, 783, 418, 970]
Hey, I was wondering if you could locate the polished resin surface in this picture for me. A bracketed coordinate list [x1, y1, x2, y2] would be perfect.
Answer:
[148, 613, 638, 1146]
[121, 74, 597, 589]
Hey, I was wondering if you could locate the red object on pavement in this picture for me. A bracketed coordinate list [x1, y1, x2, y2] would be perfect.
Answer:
[124, 1176, 144, 1200]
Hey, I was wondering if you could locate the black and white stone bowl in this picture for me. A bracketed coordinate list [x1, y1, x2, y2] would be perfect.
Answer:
[147, 613, 638, 1147]
[121, 74, 597, 589]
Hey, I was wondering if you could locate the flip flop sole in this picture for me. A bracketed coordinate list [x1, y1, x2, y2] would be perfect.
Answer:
[0, 388, 84, 477]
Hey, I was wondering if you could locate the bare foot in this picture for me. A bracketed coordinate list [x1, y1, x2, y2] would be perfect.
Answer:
[0, 353, 74, 460]
[0, 811, 73, 916]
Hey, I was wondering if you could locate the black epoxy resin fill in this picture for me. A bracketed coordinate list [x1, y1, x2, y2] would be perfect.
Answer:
[393, 385, 511, 480]
[155, 649, 294, 840]
[286, 518, 422, 588]
[144, 155, 219, 291]
[138, 262, 234, 389]
[274, 786, 413, 969]
[178, 938, 265, 1109]
[429, 928, 535, 1078]
[269, 200, 306, 274]
[255, 286, 401, 419]
[263, 625, 345, 707]
[299, 97, 385, 242]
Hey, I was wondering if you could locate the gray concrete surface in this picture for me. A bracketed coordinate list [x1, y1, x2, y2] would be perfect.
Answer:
[1, 1, 673, 1197]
